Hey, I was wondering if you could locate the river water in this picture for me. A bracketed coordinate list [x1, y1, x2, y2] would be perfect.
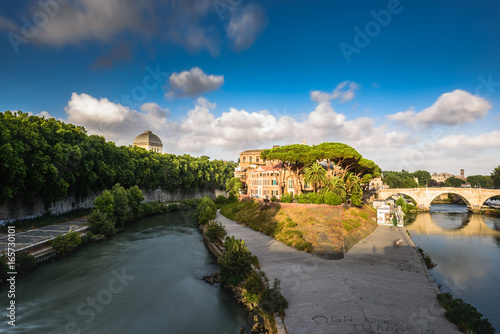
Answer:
[405, 204, 500, 331]
[0, 210, 250, 334]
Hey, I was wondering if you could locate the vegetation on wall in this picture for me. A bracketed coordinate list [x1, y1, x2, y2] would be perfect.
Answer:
[0, 111, 235, 207]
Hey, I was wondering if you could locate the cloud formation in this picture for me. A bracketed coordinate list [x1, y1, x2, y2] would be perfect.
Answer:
[165, 67, 224, 99]
[311, 81, 359, 103]
[387, 89, 491, 128]
[0, 0, 268, 56]
[227, 3, 268, 52]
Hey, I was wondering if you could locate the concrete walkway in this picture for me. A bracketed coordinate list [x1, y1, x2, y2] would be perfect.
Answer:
[216, 212, 460, 334]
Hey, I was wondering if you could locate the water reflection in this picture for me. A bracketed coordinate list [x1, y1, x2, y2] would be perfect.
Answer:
[405, 204, 500, 331]
[405, 207, 500, 237]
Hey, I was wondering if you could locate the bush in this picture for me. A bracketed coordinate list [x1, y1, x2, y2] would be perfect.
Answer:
[88, 211, 117, 237]
[50, 231, 82, 256]
[350, 184, 363, 207]
[81, 230, 94, 244]
[417, 247, 437, 269]
[227, 193, 239, 203]
[167, 203, 180, 211]
[141, 201, 167, 216]
[218, 237, 253, 285]
[243, 271, 265, 304]
[215, 195, 227, 206]
[307, 192, 324, 204]
[205, 220, 227, 242]
[260, 278, 288, 317]
[16, 252, 37, 273]
[280, 193, 293, 203]
[195, 196, 217, 225]
[437, 293, 495, 334]
[270, 196, 277, 202]
[324, 191, 343, 205]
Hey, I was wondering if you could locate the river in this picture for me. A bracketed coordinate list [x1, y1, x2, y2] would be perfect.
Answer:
[0, 210, 251, 334]
[405, 204, 500, 331]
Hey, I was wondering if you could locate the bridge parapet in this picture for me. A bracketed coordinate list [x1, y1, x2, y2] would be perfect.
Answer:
[376, 187, 500, 212]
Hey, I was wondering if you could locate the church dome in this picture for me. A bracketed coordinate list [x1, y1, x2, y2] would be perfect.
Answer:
[133, 131, 163, 153]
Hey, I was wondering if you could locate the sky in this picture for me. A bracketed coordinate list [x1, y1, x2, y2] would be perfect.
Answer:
[0, 0, 499, 176]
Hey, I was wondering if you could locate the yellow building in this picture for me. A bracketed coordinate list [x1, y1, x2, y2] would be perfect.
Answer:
[133, 130, 163, 153]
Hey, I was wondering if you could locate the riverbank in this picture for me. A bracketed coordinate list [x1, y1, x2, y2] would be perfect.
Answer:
[216, 211, 460, 333]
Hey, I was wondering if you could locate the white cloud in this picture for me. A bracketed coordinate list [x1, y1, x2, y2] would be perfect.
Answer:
[387, 89, 491, 128]
[165, 67, 224, 99]
[227, 3, 267, 52]
[65, 93, 170, 145]
[436, 131, 500, 150]
[311, 81, 359, 104]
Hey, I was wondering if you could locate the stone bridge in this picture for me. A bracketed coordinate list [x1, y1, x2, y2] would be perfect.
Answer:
[377, 187, 500, 212]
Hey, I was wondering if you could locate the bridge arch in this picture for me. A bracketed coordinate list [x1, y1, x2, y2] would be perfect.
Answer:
[427, 191, 472, 209]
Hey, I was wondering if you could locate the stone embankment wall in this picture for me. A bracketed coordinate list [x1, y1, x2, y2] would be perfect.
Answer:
[0, 188, 226, 223]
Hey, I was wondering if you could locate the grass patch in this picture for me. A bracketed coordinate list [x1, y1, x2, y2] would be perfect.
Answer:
[221, 199, 377, 256]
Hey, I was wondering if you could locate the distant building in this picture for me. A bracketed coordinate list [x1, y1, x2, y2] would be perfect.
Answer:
[431, 170, 466, 183]
[133, 130, 163, 153]
[369, 177, 388, 191]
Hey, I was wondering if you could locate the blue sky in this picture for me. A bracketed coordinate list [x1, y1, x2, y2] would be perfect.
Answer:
[0, 0, 499, 175]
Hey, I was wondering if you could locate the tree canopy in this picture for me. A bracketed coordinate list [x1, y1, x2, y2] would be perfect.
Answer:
[382, 171, 418, 188]
[0, 111, 235, 206]
[466, 175, 493, 188]
[491, 166, 500, 188]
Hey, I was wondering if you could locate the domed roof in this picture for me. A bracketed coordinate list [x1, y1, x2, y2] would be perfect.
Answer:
[133, 130, 162, 146]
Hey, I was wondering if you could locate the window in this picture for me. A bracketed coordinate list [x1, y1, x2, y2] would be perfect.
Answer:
[304, 182, 310, 189]
[272, 190, 278, 196]
[256, 157, 260, 162]
[249, 156, 253, 163]
[242, 156, 246, 163]
[272, 179, 277, 186]
[288, 179, 293, 188]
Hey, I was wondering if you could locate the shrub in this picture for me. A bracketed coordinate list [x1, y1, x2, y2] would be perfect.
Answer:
[81, 230, 94, 244]
[218, 237, 253, 285]
[350, 184, 363, 207]
[141, 201, 167, 216]
[50, 231, 82, 256]
[194, 196, 217, 225]
[227, 193, 239, 203]
[270, 196, 277, 202]
[243, 271, 265, 304]
[308, 192, 324, 204]
[205, 220, 227, 242]
[215, 195, 227, 206]
[324, 191, 342, 205]
[167, 203, 180, 211]
[88, 211, 117, 237]
[260, 279, 288, 317]
[417, 247, 437, 269]
[280, 193, 293, 203]
[437, 293, 495, 334]
[16, 252, 37, 273]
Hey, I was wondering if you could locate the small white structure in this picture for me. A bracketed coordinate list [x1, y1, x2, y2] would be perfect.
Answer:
[377, 205, 391, 225]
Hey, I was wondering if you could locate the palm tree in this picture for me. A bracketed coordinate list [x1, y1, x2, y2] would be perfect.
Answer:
[322, 176, 346, 199]
[344, 171, 360, 197]
[303, 163, 327, 192]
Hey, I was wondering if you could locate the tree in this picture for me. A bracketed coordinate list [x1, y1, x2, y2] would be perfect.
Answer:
[322, 176, 346, 199]
[218, 237, 253, 285]
[127, 185, 144, 218]
[93, 190, 115, 218]
[413, 170, 432, 187]
[88, 211, 117, 237]
[111, 184, 129, 225]
[194, 196, 217, 225]
[226, 177, 242, 195]
[466, 175, 493, 188]
[303, 163, 327, 192]
[490, 166, 500, 188]
[350, 183, 363, 207]
[444, 176, 465, 188]
[383, 171, 418, 188]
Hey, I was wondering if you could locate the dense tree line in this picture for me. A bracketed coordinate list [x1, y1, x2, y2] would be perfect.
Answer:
[0, 111, 235, 206]
[383, 169, 500, 189]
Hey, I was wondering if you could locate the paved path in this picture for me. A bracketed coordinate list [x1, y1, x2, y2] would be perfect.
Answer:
[216, 212, 460, 334]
